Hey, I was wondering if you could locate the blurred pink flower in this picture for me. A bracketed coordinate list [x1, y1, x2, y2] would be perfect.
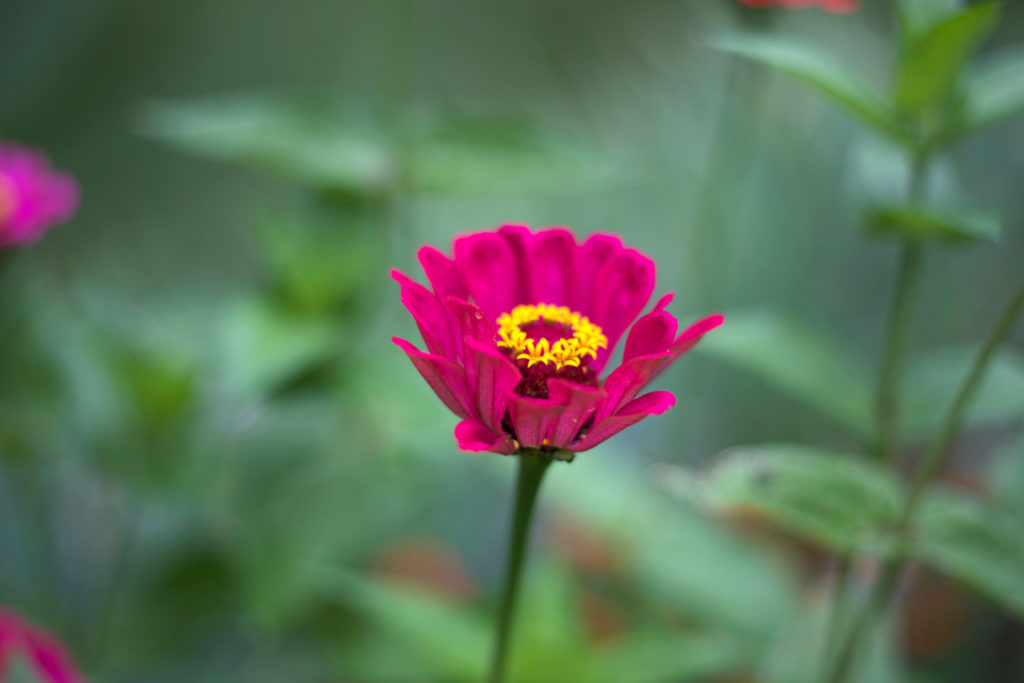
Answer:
[0, 608, 85, 683]
[0, 141, 79, 249]
[739, 0, 858, 13]
[393, 226, 723, 455]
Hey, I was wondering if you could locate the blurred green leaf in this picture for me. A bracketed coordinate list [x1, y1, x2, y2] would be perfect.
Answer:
[675, 445, 903, 553]
[892, 3, 999, 115]
[696, 310, 874, 439]
[322, 570, 488, 682]
[217, 297, 341, 402]
[591, 632, 746, 683]
[900, 347, 1024, 441]
[916, 486, 1024, 617]
[548, 455, 797, 640]
[712, 36, 907, 142]
[989, 432, 1024, 520]
[866, 204, 1001, 243]
[898, 0, 964, 37]
[143, 96, 619, 198]
[142, 97, 396, 199]
[954, 48, 1024, 136]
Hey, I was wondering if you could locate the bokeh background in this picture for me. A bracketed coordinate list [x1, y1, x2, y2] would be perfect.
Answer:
[2, 1, 1023, 681]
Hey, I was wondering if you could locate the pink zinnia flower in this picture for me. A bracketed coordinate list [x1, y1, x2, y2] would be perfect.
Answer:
[738, 0, 858, 13]
[0, 141, 79, 248]
[392, 226, 723, 456]
[0, 608, 85, 683]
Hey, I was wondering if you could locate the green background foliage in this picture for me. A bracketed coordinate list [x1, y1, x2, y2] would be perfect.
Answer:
[1, 0, 1023, 681]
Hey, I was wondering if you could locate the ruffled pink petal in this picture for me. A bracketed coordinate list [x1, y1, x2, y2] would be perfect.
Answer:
[454, 231, 518, 320]
[507, 393, 565, 449]
[394, 274, 459, 360]
[455, 419, 517, 454]
[592, 248, 656, 373]
[570, 391, 676, 451]
[573, 234, 623, 316]
[597, 313, 723, 421]
[546, 379, 607, 448]
[418, 246, 469, 302]
[393, 337, 474, 419]
[497, 224, 533, 307]
[445, 297, 496, 364]
[463, 337, 522, 434]
[529, 228, 576, 307]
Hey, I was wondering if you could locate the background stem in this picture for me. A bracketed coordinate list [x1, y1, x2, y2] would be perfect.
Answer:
[488, 452, 552, 683]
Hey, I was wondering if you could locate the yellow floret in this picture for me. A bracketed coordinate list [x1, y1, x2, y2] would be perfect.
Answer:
[495, 303, 608, 370]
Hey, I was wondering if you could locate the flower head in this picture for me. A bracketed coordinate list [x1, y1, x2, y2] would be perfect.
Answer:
[392, 226, 723, 456]
[0, 608, 85, 683]
[0, 141, 79, 249]
[738, 0, 857, 13]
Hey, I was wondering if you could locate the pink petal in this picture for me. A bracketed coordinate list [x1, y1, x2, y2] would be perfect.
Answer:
[446, 296, 497, 363]
[546, 379, 607, 448]
[597, 313, 723, 421]
[529, 228, 576, 306]
[592, 248, 656, 373]
[650, 313, 725, 382]
[596, 353, 669, 422]
[25, 628, 84, 683]
[396, 276, 459, 360]
[454, 231, 518, 320]
[570, 391, 676, 451]
[455, 419, 517, 454]
[498, 224, 533, 307]
[507, 393, 565, 449]
[463, 337, 522, 434]
[573, 234, 623, 316]
[393, 337, 474, 419]
[623, 308, 678, 362]
[418, 246, 469, 302]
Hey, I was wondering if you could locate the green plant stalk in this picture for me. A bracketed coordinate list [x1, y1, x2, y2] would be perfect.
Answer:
[825, 275, 1024, 682]
[819, 151, 930, 680]
[875, 152, 929, 460]
[488, 451, 553, 683]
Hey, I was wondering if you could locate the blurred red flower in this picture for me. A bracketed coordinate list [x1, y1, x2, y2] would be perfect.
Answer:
[738, 0, 858, 13]
[0, 140, 79, 249]
[393, 226, 722, 455]
[0, 608, 84, 683]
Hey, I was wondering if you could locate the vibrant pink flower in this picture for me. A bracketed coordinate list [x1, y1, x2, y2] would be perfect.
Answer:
[738, 0, 858, 13]
[392, 226, 723, 455]
[0, 141, 79, 249]
[0, 608, 85, 683]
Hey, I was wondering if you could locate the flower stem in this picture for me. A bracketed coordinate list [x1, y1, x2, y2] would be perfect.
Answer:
[901, 275, 1024, 514]
[823, 275, 1024, 682]
[874, 242, 923, 459]
[488, 451, 552, 683]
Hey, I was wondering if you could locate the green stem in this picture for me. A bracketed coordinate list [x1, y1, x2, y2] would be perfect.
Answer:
[874, 242, 923, 459]
[488, 451, 552, 683]
[875, 154, 928, 460]
[824, 275, 1024, 682]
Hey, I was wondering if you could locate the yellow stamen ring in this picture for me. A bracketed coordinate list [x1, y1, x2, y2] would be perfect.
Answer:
[496, 303, 608, 370]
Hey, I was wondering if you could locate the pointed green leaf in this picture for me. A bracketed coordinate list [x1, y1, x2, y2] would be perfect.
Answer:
[892, 3, 999, 114]
[916, 487, 1024, 618]
[681, 445, 904, 553]
[866, 204, 1001, 244]
[712, 36, 907, 142]
[955, 49, 1024, 136]
[696, 310, 874, 438]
